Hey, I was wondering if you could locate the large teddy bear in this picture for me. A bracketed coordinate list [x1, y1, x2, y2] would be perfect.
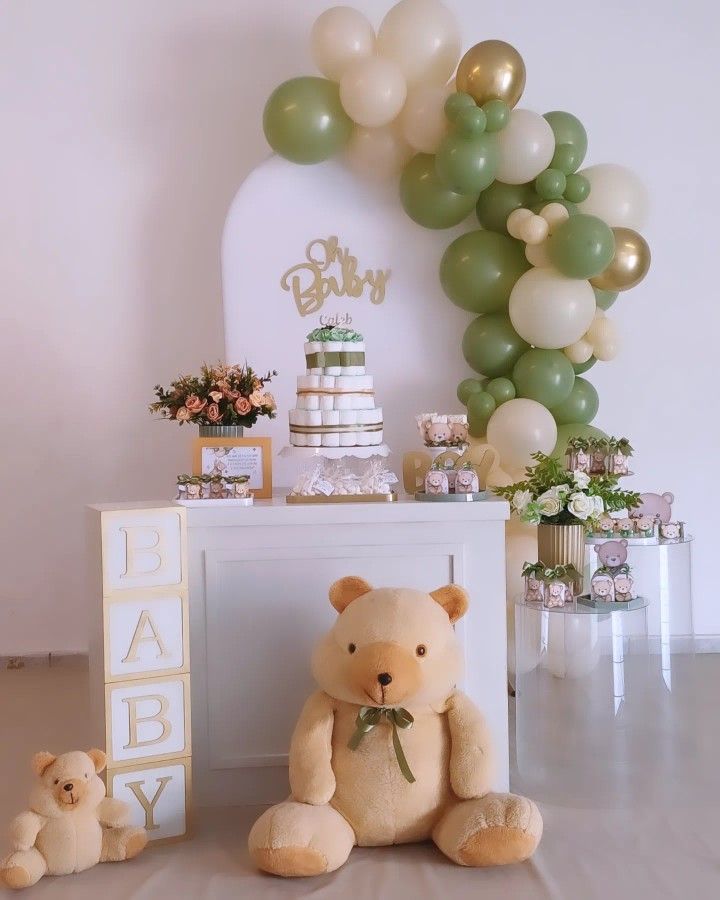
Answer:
[249, 577, 542, 876]
[1, 749, 147, 890]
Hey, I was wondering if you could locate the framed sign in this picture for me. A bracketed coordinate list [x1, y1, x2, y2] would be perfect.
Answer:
[192, 436, 272, 499]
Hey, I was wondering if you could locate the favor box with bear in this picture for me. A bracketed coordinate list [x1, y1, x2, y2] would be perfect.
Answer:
[522, 562, 577, 609]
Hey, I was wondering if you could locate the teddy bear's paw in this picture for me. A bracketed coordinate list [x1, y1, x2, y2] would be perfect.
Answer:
[1, 850, 46, 889]
[2, 865, 33, 890]
[458, 793, 542, 867]
[124, 828, 148, 860]
[251, 846, 329, 878]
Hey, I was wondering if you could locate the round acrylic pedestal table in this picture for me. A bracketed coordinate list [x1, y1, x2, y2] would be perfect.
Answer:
[513, 599, 720, 810]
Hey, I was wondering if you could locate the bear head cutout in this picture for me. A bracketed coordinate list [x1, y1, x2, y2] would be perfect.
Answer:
[597, 539, 628, 569]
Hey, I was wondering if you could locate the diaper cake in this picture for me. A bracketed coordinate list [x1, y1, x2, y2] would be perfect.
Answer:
[288, 327, 383, 448]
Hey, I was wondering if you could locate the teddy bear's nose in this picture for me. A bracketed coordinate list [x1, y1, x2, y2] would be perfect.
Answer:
[63, 783, 74, 792]
[377, 672, 392, 686]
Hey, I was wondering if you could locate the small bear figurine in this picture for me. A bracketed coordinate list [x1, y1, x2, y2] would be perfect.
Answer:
[660, 521, 682, 542]
[425, 421, 452, 447]
[634, 515, 656, 538]
[424, 468, 449, 495]
[616, 517, 634, 538]
[1, 749, 147, 890]
[613, 573, 635, 602]
[454, 465, 479, 494]
[610, 451, 629, 475]
[450, 421, 469, 446]
[544, 581, 568, 609]
[589, 450, 607, 475]
[525, 576, 544, 604]
[574, 449, 590, 473]
[591, 572, 615, 603]
[597, 515, 616, 537]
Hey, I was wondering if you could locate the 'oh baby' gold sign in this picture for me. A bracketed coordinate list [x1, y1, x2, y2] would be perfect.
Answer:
[281, 236, 391, 317]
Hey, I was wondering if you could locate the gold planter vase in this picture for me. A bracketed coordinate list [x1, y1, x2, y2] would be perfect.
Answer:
[537, 522, 585, 591]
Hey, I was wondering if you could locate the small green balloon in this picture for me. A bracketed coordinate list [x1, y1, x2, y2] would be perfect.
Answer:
[543, 111, 588, 172]
[467, 391, 496, 420]
[513, 349, 575, 408]
[546, 214, 615, 279]
[550, 376, 599, 425]
[263, 77, 352, 164]
[482, 99, 510, 132]
[572, 355, 597, 374]
[468, 408, 491, 438]
[476, 181, 539, 233]
[551, 423, 607, 460]
[445, 92, 477, 123]
[551, 143, 581, 176]
[564, 173, 590, 203]
[457, 377, 486, 404]
[485, 377, 516, 404]
[436, 133, 498, 195]
[593, 287, 618, 311]
[440, 230, 530, 314]
[400, 154, 479, 229]
[462, 313, 529, 378]
[535, 168, 567, 200]
[457, 106, 487, 136]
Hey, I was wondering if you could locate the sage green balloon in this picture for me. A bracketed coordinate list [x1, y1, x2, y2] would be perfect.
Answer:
[573, 355, 597, 374]
[468, 407, 491, 438]
[435, 133, 498, 195]
[462, 313, 529, 378]
[513, 349, 575, 407]
[551, 423, 607, 460]
[485, 377, 516, 404]
[482, 99, 510, 132]
[564, 173, 590, 203]
[546, 214, 615, 279]
[551, 143, 581, 176]
[550, 376, 599, 425]
[467, 390, 496, 420]
[263, 77, 352, 164]
[457, 106, 487, 136]
[457, 377, 486, 404]
[476, 181, 538, 233]
[543, 111, 588, 172]
[593, 287, 618, 311]
[440, 230, 530, 314]
[445, 92, 477, 123]
[400, 154, 479, 229]
[535, 168, 567, 200]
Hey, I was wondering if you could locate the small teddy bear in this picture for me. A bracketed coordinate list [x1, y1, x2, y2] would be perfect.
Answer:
[591, 573, 615, 603]
[1, 749, 147, 890]
[425, 421, 452, 447]
[597, 515, 616, 537]
[454, 466, 479, 494]
[634, 515, 655, 538]
[449, 422, 469, 446]
[425, 469, 449, 495]
[613, 573, 635, 602]
[660, 521, 681, 542]
[544, 581, 567, 609]
[589, 450, 607, 475]
[525, 576, 544, 603]
[616, 517, 634, 538]
[574, 449, 590, 473]
[610, 452, 629, 475]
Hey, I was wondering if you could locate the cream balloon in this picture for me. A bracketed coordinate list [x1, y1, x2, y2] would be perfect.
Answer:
[376, 0, 461, 87]
[525, 241, 549, 267]
[506, 207, 534, 239]
[310, 7, 376, 82]
[495, 109, 555, 185]
[340, 57, 407, 127]
[577, 163, 649, 230]
[344, 123, 412, 180]
[539, 202, 570, 230]
[563, 338, 593, 365]
[586, 315, 619, 361]
[399, 82, 452, 153]
[509, 267, 597, 349]
[519, 214, 548, 245]
[486, 399, 557, 474]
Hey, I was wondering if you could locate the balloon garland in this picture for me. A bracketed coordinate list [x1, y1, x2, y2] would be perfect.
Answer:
[262, 0, 651, 477]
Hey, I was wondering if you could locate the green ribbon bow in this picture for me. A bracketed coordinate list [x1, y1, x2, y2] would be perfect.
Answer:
[348, 706, 416, 784]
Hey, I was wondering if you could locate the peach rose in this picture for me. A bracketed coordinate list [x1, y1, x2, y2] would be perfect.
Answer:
[185, 395, 207, 414]
[207, 403, 222, 423]
[260, 392, 276, 411]
[249, 389, 264, 408]
[234, 397, 252, 415]
[209, 391, 223, 403]
[175, 407, 191, 422]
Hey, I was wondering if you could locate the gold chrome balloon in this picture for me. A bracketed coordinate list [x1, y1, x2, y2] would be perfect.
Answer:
[455, 40, 526, 108]
[590, 227, 651, 292]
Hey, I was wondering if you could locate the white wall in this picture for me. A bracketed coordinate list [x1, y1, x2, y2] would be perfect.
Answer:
[1, 0, 717, 653]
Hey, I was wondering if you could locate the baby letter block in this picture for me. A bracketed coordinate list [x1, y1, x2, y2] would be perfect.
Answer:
[109, 759, 191, 842]
[102, 508, 186, 593]
[106, 593, 188, 681]
[106, 675, 190, 765]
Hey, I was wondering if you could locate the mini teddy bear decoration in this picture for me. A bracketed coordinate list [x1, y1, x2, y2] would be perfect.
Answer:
[590, 539, 637, 604]
[424, 466, 449, 495]
[454, 463, 480, 494]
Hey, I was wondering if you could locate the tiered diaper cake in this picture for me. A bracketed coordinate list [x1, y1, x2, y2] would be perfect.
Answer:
[288, 327, 383, 448]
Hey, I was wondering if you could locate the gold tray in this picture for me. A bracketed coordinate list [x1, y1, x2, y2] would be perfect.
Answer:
[286, 492, 398, 505]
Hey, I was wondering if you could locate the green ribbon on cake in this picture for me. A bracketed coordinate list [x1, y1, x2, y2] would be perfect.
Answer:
[348, 706, 416, 784]
[305, 351, 365, 369]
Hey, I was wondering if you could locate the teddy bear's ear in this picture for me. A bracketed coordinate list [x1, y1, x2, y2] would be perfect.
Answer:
[32, 751, 56, 777]
[86, 748, 107, 774]
[430, 584, 469, 623]
[329, 576, 373, 613]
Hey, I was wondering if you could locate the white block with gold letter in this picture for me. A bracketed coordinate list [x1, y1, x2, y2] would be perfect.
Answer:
[87, 503, 191, 843]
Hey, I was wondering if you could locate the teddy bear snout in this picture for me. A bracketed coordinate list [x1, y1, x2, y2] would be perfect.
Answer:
[348, 642, 422, 705]
[63, 782, 74, 792]
[377, 673, 392, 686]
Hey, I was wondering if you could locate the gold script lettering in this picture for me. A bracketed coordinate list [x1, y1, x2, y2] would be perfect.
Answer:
[126, 776, 173, 831]
[122, 610, 171, 664]
[281, 236, 390, 317]
[122, 695, 172, 750]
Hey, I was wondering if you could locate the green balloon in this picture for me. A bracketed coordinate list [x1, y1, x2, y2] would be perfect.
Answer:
[457, 106, 487, 136]
[543, 111, 588, 172]
[535, 168, 567, 200]
[457, 377, 486, 404]
[482, 99, 510, 132]
[573, 355, 597, 374]
[551, 423, 607, 460]
[440, 230, 530, 314]
[546, 214, 615, 279]
[550, 376, 599, 425]
[513, 349, 575, 408]
[551, 143, 581, 176]
[593, 287, 618, 311]
[485, 377, 516, 404]
[462, 314, 529, 378]
[263, 77, 352, 164]
[400, 154, 479, 229]
[476, 181, 538, 233]
[468, 408, 491, 438]
[436, 133, 498, 195]
[564, 173, 590, 203]
[467, 391, 496, 420]
[445, 92, 477, 123]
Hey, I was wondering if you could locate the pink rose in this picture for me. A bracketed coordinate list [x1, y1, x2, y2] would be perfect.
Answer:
[209, 391, 223, 403]
[185, 395, 207, 414]
[234, 397, 252, 415]
[175, 407, 191, 422]
[249, 389, 264, 408]
[206, 403, 222, 423]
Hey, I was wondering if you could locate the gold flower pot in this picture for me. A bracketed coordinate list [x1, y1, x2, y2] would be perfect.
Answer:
[537, 523, 585, 591]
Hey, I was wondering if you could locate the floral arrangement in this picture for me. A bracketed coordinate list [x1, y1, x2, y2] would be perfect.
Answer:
[306, 326, 363, 343]
[150, 363, 277, 427]
[495, 452, 640, 526]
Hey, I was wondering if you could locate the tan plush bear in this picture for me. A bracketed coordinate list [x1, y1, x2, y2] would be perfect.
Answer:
[1, 749, 147, 890]
[248, 577, 542, 876]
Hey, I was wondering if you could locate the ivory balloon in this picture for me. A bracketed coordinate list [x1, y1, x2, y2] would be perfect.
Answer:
[509, 268, 597, 349]
[486, 398, 557, 473]
[525, 240, 549, 267]
[563, 339, 593, 365]
[377, 0, 461, 87]
[539, 202, 570, 230]
[310, 7, 376, 82]
[577, 163, 649, 230]
[586, 315, 619, 361]
[590, 227, 651, 292]
[344, 124, 412, 180]
[340, 57, 407, 127]
[400, 82, 452, 153]
[456, 40, 526, 108]
[495, 109, 556, 185]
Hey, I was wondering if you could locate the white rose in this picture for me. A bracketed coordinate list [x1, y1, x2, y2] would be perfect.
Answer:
[573, 470, 591, 489]
[567, 491, 595, 520]
[537, 490, 561, 516]
[512, 489, 532, 513]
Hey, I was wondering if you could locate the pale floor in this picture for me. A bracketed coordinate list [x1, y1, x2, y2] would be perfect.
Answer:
[1, 663, 718, 899]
